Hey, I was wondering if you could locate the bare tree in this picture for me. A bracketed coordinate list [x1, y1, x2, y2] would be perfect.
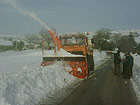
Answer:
[92, 28, 111, 50]
[95, 28, 111, 39]
[25, 34, 41, 44]
[39, 28, 53, 49]
[118, 34, 137, 53]
[112, 33, 122, 47]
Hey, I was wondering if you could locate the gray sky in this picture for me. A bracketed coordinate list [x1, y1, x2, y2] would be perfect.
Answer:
[0, 0, 140, 35]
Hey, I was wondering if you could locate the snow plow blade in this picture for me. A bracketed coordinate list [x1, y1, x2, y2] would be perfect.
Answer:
[42, 56, 86, 61]
[41, 56, 88, 78]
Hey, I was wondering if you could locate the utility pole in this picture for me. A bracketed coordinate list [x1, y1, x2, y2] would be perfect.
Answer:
[16, 41, 17, 51]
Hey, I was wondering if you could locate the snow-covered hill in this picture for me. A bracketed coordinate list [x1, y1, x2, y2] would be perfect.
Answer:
[0, 34, 28, 46]
[112, 29, 140, 35]
[0, 49, 108, 105]
[112, 29, 140, 44]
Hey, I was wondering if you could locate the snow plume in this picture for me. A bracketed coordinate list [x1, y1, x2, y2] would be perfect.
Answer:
[0, 0, 50, 30]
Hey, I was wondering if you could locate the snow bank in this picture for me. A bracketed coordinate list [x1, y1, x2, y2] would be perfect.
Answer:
[0, 49, 78, 105]
[0, 62, 76, 105]
[0, 49, 108, 105]
[94, 50, 109, 69]
[132, 54, 140, 101]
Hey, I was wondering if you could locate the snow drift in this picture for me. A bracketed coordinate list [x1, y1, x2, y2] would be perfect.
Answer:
[132, 54, 140, 101]
[0, 50, 76, 105]
[94, 50, 109, 69]
[0, 49, 108, 105]
[0, 61, 76, 105]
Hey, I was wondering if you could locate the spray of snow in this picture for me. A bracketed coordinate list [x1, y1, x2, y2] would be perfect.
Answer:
[0, 0, 50, 30]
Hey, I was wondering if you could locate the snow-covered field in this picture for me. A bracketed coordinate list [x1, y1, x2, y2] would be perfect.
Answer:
[0, 49, 108, 105]
[0, 38, 12, 46]
[132, 54, 140, 102]
[0, 50, 42, 74]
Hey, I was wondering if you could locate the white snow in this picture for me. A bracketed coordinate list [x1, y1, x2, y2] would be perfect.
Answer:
[132, 53, 140, 101]
[135, 36, 140, 44]
[0, 50, 42, 73]
[94, 50, 109, 69]
[0, 49, 108, 105]
[44, 48, 83, 57]
[0, 62, 76, 105]
[0, 38, 12, 46]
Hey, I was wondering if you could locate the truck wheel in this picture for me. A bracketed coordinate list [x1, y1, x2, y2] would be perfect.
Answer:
[87, 54, 94, 74]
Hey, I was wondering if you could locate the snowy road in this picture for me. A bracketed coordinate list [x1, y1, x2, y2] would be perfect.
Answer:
[58, 58, 139, 105]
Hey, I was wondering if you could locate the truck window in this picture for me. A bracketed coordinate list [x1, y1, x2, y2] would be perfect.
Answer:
[61, 37, 85, 46]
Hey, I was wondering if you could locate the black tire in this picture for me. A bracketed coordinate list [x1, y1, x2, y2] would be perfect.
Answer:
[86, 54, 94, 75]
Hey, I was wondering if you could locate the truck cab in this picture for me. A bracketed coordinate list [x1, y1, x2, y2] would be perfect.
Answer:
[60, 33, 94, 74]
[61, 34, 88, 55]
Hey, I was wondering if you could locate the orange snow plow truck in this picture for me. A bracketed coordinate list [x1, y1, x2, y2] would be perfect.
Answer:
[41, 30, 94, 79]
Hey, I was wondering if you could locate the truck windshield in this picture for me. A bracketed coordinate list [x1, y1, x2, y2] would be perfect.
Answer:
[61, 37, 85, 46]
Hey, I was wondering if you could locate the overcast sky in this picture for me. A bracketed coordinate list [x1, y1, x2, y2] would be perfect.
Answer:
[0, 0, 140, 35]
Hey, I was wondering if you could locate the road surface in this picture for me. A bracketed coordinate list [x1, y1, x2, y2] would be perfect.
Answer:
[58, 58, 139, 105]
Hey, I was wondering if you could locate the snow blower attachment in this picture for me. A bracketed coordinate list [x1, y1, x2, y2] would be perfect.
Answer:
[41, 30, 94, 79]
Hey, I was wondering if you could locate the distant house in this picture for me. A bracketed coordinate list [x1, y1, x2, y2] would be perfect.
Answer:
[23, 43, 41, 49]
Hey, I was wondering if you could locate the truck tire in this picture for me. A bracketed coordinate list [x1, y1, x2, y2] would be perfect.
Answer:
[86, 54, 94, 75]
